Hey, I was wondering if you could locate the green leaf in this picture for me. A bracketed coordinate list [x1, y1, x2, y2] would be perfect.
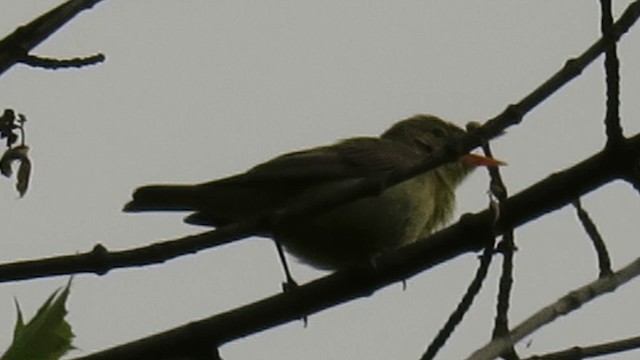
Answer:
[1, 278, 75, 360]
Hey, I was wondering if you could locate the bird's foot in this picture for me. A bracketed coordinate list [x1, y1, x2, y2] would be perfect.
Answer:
[280, 278, 309, 327]
[281, 277, 299, 293]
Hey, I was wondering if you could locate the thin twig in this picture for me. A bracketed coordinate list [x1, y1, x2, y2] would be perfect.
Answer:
[572, 198, 613, 277]
[21, 53, 105, 69]
[420, 238, 495, 360]
[466, 256, 640, 360]
[493, 231, 518, 360]
[523, 334, 640, 360]
[477, 132, 519, 360]
[600, 0, 624, 147]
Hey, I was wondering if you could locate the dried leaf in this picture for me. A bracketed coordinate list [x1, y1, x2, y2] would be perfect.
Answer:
[16, 153, 31, 196]
[0, 145, 31, 196]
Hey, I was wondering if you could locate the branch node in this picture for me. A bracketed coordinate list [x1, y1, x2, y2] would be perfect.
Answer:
[90, 243, 110, 275]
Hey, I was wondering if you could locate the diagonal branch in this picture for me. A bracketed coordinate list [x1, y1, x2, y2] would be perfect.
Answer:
[466, 256, 640, 360]
[0, 0, 105, 75]
[522, 334, 640, 360]
[420, 243, 495, 360]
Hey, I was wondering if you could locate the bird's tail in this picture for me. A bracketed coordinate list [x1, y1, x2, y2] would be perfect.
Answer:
[123, 184, 200, 212]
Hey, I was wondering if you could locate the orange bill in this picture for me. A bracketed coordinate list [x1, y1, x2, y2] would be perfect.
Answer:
[463, 153, 506, 167]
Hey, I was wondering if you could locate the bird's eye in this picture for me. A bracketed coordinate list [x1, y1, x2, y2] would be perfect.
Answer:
[431, 127, 446, 138]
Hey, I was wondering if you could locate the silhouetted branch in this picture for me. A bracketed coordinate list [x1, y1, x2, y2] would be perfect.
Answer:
[21, 53, 105, 69]
[479, 140, 519, 360]
[493, 231, 519, 360]
[485, 0, 639, 136]
[421, 242, 495, 360]
[523, 334, 640, 360]
[0, 0, 105, 75]
[600, 0, 624, 147]
[466, 256, 640, 360]
[572, 198, 613, 277]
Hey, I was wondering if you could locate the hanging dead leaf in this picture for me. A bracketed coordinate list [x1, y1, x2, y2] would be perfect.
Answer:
[0, 145, 31, 196]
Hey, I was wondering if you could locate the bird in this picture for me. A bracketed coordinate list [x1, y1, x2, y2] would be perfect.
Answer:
[124, 114, 502, 285]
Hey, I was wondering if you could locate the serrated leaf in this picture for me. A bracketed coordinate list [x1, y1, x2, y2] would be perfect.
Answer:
[1, 279, 75, 360]
[12, 299, 25, 338]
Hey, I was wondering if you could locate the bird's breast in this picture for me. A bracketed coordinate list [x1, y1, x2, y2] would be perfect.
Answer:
[276, 173, 439, 269]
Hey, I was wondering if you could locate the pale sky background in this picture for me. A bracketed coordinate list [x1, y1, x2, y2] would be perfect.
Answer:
[1, 1, 640, 359]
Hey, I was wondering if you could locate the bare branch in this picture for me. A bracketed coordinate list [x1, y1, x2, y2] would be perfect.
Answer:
[572, 198, 613, 277]
[0, 0, 105, 75]
[466, 256, 640, 360]
[480, 140, 519, 360]
[21, 53, 105, 69]
[420, 241, 495, 360]
[523, 334, 640, 360]
[600, 0, 624, 147]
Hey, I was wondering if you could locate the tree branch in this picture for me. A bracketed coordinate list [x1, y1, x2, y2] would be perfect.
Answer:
[421, 235, 496, 360]
[572, 198, 613, 277]
[0, 0, 105, 75]
[466, 256, 640, 360]
[480, 140, 519, 360]
[600, 0, 624, 147]
[523, 334, 640, 360]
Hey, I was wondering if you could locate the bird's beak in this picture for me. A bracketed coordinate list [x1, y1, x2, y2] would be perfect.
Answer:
[463, 153, 506, 167]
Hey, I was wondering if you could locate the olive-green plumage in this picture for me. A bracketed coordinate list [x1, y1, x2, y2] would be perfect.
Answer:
[124, 115, 498, 270]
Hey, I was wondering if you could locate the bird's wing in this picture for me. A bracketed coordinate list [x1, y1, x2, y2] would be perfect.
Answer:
[182, 138, 424, 226]
[127, 137, 426, 227]
[236, 137, 423, 184]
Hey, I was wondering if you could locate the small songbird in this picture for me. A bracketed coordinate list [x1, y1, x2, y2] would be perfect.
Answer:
[124, 114, 502, 283]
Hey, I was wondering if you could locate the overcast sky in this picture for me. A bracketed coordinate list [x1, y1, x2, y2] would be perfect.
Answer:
[1, 1, 640, 359]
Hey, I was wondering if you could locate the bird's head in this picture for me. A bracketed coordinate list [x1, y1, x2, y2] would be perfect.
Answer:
[382, 114, 504, 187]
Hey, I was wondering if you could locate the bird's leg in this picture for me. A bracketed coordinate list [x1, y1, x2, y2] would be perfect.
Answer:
[273, 238, 298, 292]
[273, 238, 308, 325]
